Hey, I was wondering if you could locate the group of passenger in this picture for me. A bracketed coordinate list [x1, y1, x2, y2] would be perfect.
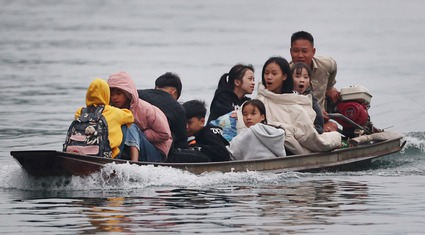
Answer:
[69, 31, 343, 162]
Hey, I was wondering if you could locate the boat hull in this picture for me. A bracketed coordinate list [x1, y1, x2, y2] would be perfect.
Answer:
[10, 136, 404, 177]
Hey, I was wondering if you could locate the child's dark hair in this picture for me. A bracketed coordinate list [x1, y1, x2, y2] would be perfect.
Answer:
[291, 62, 312, 77]
[155, 72, 182, 99]
[182, 99, 206, 120]
[218, 64, 254, 91]
[242, 99, 267, 124]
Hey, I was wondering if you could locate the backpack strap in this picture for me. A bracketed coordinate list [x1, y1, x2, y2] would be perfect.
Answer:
[78, 105, 105, 123]
[94, 105, 109, 130]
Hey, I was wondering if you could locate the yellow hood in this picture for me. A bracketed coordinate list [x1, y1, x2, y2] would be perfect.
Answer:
[86, 78, 110, 106]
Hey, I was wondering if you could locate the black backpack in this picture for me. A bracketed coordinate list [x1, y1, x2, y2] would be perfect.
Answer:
[63, 105, 112, 158]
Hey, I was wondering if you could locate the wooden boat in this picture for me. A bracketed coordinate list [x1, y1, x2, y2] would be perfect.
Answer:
[11, 131, 405, 177]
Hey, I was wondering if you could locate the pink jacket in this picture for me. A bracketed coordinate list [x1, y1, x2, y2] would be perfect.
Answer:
[107, 72, 172, 158]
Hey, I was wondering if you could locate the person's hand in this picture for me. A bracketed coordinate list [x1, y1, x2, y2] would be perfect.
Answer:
[322, 110, 330, 122]
[326, 87, 340, 104]
[230, 111, 238, 119]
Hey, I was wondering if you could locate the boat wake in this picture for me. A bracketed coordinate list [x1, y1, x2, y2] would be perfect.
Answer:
[0, 162, 303, 192]
[1, 132, 424, 192]
[312, 132, 425, 177]
[401, 132, 425, 154]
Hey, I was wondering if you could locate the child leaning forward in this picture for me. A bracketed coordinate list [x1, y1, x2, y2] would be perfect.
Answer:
[108, 72, 172, 162]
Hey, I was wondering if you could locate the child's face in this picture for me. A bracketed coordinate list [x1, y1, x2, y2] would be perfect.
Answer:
[235, 69, 255, 95]
[292, 67, 310, 94]
[263, 62, 287, 94]
[186, 117, 205, 136]
[110, 88, 130, 109]
[242, 104, 265, 128]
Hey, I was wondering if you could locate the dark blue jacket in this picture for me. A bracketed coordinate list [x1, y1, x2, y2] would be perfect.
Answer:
[138, 89, 188, 149]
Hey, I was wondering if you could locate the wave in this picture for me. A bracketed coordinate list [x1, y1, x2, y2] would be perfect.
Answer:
[402, 132, 425, 154]
[0, 163, 303, 192]
[1, 132, 424, 192]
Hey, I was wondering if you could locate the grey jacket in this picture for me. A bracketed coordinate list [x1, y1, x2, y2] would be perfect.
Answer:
[229, 123, 286, 161]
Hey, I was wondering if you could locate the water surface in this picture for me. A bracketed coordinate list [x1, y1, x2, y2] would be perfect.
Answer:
[1, 0, 425, 234]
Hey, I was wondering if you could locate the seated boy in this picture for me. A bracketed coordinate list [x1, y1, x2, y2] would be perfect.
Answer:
[181, 100, 231, 162]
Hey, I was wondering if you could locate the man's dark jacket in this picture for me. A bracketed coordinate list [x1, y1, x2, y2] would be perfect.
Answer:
[138, 89, 187, 149]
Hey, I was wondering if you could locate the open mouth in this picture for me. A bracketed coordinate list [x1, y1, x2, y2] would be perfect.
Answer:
[298, 84, 305, 89]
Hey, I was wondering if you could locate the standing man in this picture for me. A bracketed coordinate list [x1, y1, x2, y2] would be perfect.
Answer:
[289, 31, 340, 112]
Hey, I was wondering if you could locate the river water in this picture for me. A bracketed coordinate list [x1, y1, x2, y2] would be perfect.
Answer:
[1, 0, 424, 234]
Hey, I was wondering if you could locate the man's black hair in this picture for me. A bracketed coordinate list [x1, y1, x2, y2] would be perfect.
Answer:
[291, 31, 314, 46]
[155, 72, 182, 99]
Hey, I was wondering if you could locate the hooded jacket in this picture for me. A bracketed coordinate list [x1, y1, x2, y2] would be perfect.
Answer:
[107, 72, 172, 158]
[256, 83, 341, 154]
[75, 78, 134, 158]
[229, 123, 286, 160]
